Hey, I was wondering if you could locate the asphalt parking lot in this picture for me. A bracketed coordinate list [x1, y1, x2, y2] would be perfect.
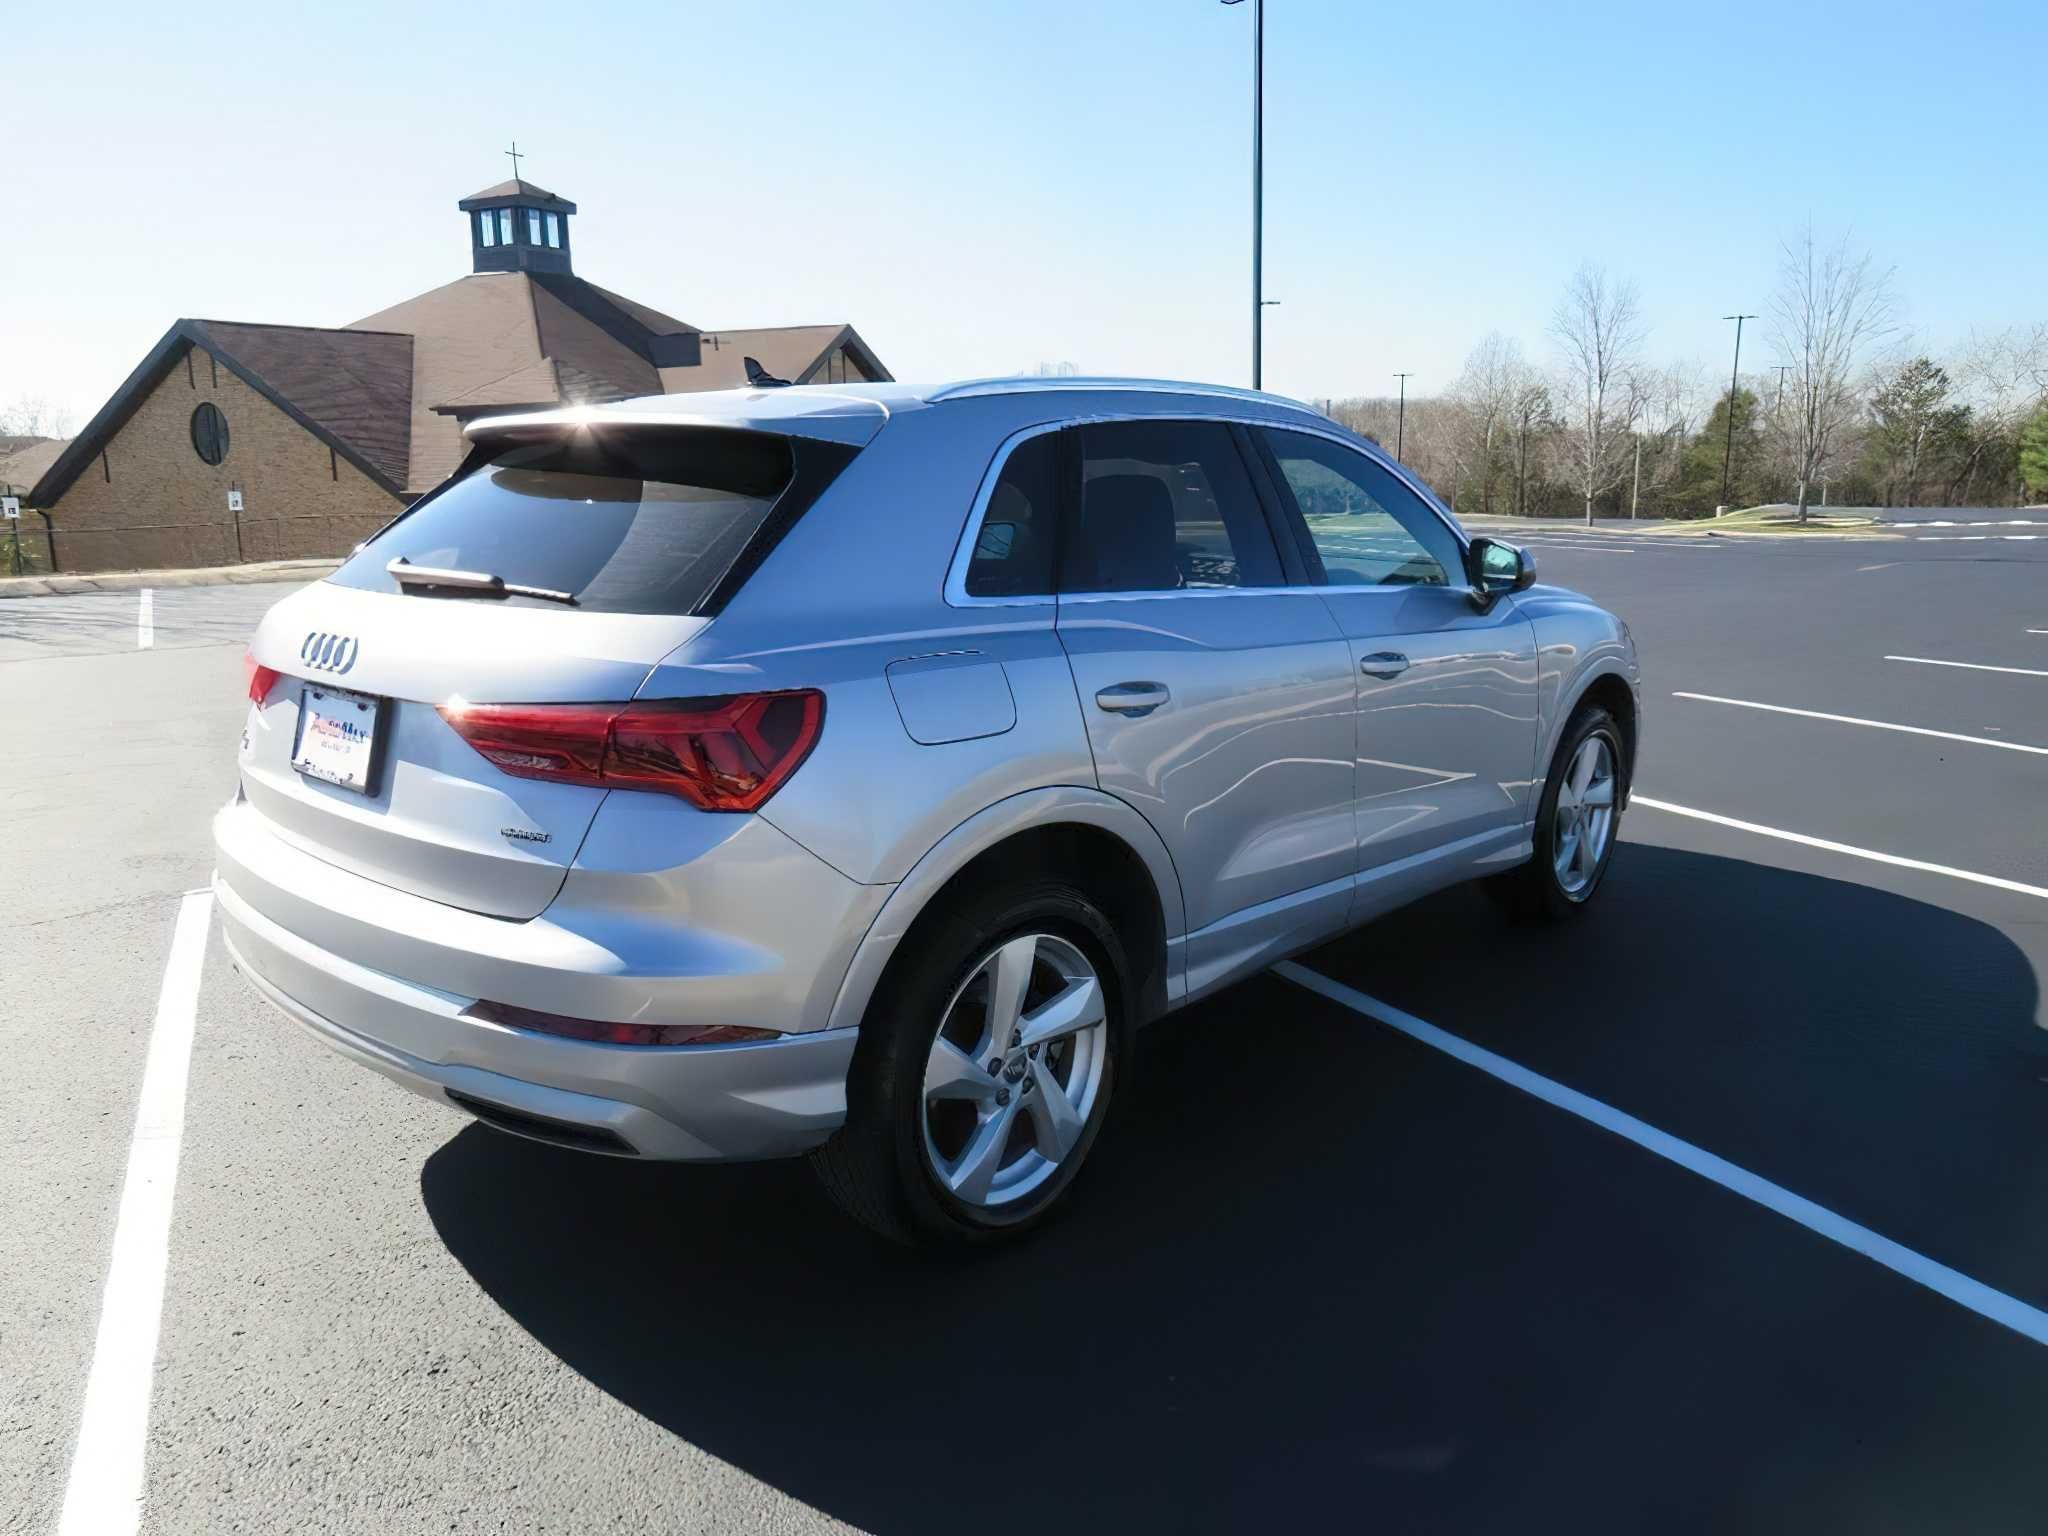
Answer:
[5, 523, 2046, 1533]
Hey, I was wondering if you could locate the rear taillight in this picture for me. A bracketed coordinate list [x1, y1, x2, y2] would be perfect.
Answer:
[464, 999, 781, 1048]
[438, 690, 824, 812]
[244, 651, 281, 704]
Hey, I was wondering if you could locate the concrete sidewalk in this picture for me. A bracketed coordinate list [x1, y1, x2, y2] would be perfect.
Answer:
[0, 556, 337, 599]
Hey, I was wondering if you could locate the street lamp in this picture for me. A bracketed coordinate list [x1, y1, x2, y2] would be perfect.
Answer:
[1719, 313, 1756, 513]
[1223, 0, 1264, 389]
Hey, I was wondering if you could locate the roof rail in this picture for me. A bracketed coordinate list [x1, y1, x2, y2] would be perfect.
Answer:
[926, 376, 1322, 412]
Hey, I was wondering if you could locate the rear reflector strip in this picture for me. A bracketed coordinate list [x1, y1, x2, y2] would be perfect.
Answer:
[463, 999, 782, 1049]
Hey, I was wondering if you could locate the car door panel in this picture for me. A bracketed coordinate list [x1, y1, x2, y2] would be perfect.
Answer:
[1052, 418, 1359, 983]
[1059, 594, 1357, 936]
[1252, 427, 1540, 903]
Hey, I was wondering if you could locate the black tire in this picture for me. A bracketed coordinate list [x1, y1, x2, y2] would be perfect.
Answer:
[1487, 703, 1626, 922]
[808, 879, 1131, 1246]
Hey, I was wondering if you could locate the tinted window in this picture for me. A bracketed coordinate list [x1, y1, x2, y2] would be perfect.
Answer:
[190, 403, 229, 466]
[1259, 429, 1464, 588]
[965, 431, 1059, 597]
[1063, 420, 1280, 593]
[330, 429, 799, 615]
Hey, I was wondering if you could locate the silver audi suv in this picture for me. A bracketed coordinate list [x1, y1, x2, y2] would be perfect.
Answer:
[217, 377, 1639, 1243]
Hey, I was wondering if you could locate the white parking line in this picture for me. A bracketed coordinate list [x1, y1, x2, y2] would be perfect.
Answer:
[1672, 691, 2048, 756]
[57, 891, 211, 1536]
[1633, 796, 2048, 901]
[1885, 655, 2048, 678]
[1274, 963, 2048, 1350]
[136, 589, 153, 650]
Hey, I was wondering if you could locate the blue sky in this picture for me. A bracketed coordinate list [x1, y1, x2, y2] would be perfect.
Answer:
[4, 0, 2039, 424]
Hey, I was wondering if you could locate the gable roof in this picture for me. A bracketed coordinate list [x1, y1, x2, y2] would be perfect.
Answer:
[660, 324, 891, 392]
[0, 437, 69, 495]
[29, 320, 412, 508]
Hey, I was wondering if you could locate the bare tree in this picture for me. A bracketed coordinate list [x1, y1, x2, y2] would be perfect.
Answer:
[1508, 375, 1552, 517]
[1449, 333, 1525, 514]
[1767, 228, 1896, 521]
[1953, 324, 2048, 504]
[1549, 263, 1646, 525]
[0, 394, 76, 441]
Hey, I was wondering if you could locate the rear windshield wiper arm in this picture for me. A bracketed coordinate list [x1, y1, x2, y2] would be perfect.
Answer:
[386, 558, 577, 606]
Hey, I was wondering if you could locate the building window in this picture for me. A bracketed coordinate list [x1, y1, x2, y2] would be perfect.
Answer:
[545, 212, 560, 248]
[190, 403, 230, 466]
[478, 212, 496, 248]
[497, 208, 513, 244]
[528, 208, 543, 244]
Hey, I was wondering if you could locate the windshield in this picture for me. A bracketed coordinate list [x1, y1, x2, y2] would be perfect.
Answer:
[330, 428, 796, 615]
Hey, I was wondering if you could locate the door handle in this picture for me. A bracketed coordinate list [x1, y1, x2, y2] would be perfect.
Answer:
[1095, 682, 1171, 716]
[1359, 651, 1411, 680]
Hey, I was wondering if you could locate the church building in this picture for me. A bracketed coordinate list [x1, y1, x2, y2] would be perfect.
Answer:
[27, 176, 890, 572]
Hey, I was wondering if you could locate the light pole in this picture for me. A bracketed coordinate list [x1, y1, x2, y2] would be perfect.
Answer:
[1223, 0, 1263, 389]
[1394, 373, 1411, 460]
[1719, 313, 1756, 513]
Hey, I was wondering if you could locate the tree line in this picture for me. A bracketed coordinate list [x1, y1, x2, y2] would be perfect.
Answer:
[1329, 230, 2048, 522]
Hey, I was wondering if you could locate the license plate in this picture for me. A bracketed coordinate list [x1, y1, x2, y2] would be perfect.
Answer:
[292, 683, 387, 796]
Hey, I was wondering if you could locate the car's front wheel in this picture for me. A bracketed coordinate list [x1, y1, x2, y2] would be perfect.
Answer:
[1488, 702, 1626, 920]
[810, 880, 1128, 1244]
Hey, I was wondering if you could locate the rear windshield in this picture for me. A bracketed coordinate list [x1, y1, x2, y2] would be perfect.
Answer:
[331, 428, 797, 615]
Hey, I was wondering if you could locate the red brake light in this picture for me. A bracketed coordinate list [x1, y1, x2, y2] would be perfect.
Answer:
[438, 690, 824, 812]
[244, 651, 282, 704]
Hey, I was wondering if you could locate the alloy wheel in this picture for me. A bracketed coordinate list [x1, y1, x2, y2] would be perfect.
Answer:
[1552, 734, 1617, 898]
[920, 932, 1109, 1210]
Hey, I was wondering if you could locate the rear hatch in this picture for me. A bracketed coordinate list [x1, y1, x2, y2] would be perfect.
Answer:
[240, 422, 857, 919]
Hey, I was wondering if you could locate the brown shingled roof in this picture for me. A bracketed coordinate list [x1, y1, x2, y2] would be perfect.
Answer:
[352, 273, 660, 490]
[193, 321, 413, 490]
[28, 319, 414, 508]
[0, 437, 69, 496]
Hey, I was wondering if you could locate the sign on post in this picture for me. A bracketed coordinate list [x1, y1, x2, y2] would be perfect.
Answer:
[1, 496, 19, 520]
[226, 489, 244, 513]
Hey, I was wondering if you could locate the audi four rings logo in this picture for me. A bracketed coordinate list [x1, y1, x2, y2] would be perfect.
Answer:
[301, 632, 360, 675]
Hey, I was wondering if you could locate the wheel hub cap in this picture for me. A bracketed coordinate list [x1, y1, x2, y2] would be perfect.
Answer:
[919, 932, 1109, 1210]
[1553, 734, 1616, 898]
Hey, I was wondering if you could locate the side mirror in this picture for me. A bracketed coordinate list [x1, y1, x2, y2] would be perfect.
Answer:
[1467, 537, 1536, 605]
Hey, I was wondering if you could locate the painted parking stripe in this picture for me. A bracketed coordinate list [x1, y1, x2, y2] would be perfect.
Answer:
[1274, 963, 2048, 1350]
[1672, 691, 2048, 756]
[136, 589, 153, 650]
[1633, 796, 2048, 901]
[57, 891, 212, 1536]
[1885, 655, 2048, 678]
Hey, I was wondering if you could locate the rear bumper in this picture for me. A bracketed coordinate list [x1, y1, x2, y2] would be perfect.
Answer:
[213, 798, 872, 1161]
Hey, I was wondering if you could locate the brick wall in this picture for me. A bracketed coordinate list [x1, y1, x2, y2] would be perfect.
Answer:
[47, 343, 403, 572]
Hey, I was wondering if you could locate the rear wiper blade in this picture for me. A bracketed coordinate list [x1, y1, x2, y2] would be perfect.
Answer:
[386, 558, 577, 606]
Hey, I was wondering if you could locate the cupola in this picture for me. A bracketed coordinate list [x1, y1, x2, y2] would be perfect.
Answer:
[459, 168, 575, 276]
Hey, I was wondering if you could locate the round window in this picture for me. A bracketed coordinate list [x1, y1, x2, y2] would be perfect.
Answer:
[190, 403, 230, 466]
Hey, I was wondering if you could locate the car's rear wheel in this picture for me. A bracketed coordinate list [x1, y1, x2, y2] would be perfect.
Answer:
[810, 880, 1128, 1244]
[1488, 703, 1625, 920]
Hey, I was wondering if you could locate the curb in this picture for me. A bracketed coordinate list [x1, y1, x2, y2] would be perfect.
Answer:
[0, 559, 337, 600]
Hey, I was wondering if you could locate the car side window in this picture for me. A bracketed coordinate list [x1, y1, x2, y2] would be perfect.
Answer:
[1061, 420, 1282, 593]
[964, 430, 1061, 597]
[1257, 429, 1465, 589]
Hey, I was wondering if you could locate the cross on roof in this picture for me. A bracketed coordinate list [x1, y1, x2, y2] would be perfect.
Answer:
[505, 141, 525, 180]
